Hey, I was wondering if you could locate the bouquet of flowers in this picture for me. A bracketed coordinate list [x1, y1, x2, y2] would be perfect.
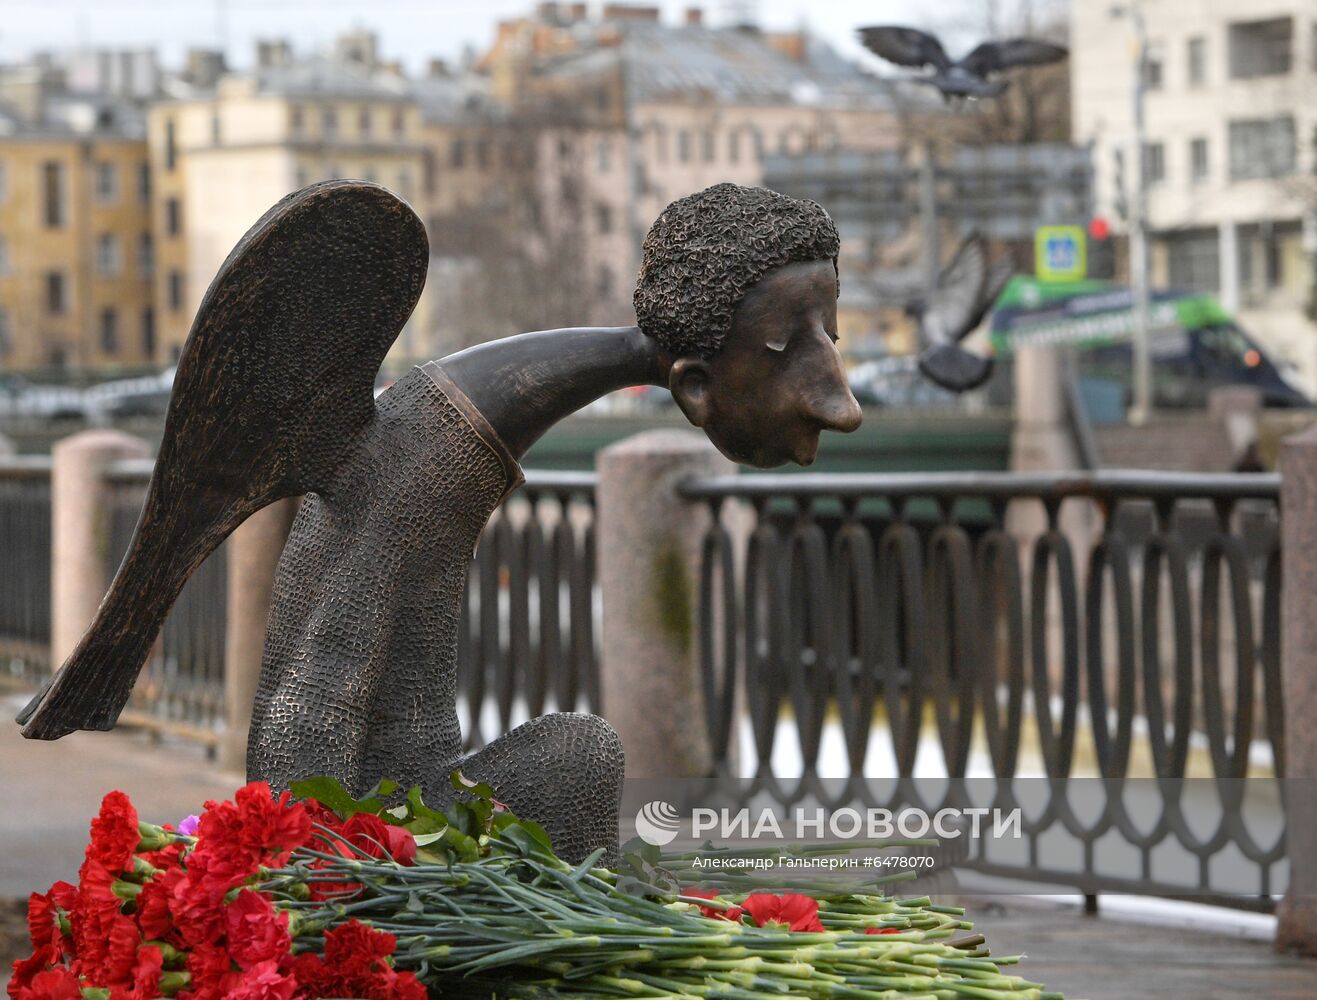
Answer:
[9, 775, 1063, 1000]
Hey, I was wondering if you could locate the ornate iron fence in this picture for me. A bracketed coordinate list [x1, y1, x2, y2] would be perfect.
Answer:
[0, 459, 53, 686]
[682, 471, 1285, 909]
[104, 459, 228, 743]
[459, 472, 601, 749]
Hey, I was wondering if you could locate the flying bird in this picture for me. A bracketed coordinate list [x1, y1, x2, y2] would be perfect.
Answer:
[908, 234, 1012, 393]
[857, 26, 1068, 100]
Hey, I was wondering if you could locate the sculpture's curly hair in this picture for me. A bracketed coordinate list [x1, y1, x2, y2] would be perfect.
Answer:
[633, 183, 840, 360]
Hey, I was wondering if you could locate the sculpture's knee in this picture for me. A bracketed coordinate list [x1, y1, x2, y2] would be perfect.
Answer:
[462, 712, 625, 864]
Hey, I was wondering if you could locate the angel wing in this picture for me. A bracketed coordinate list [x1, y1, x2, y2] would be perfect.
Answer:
[922, 235, 989, 345]
[857, 26, 952, 72]
[961, 38, 1069, 77]
[19, 181, 429, 739]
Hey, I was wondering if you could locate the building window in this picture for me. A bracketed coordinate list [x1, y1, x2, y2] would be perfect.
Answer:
[359, 107, 372, 137]
[1228, 117, 1296, 180]
[138, 232, 154, 276]
[1187, 36, 1207, 86]
[42, 161, 66, 228]
[1190, 138, 1209, 182]
[142, 307, 156, 357]
[163, 118, 176, 171]
[95, 162, 118, 203]
[597, 139, 610, 173]
[100, 308, 119, 354]
[728, 130, 741, 163]
[677, 129, 691, 163]
[396, 168, 411, 200]
[1228, 18, 1292, 78]
[392, 109, 405, 138]
[0, 234, 9, 275]
[1142, 42, 1164, 90]
[137, 163, 151, 204]
[46, 271, 67, 314]
[701, 130, 715, 163]
[0, 162, 7, 203]
[166, 197, 181, 236]
[323, 107, 338, 138]
[1164, 228, 1220, 293]
[476, 139, 491, 169]
[597, 265, 614, 300]
[211, 112, 222, 146]
[752, 128, 764, 161]
[290, 105, 305, 135]
[450, 139, 466, 168]
[96, 234, 121, 276]
[0, 307, 10, 359]
[595, 202, 612, 234]
[1141, 142, 1165, 185]
[168, 270, 184, 311]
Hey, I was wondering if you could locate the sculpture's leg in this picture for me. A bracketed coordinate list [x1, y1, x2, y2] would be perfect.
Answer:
[460, 712, 625, 865]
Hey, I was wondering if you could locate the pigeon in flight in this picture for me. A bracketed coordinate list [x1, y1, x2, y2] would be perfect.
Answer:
[908, 234, 1012, 392]
[857, 26, 1068, 100]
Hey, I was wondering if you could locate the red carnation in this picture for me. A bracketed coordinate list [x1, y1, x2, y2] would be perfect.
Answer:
[309, 814, 415, 900]
[224, 891, 291, 971]
[741, 893, 824, 933]
[865, 926, 902, 935]
[180, 941, 235, 1000]
[25, 883, 75, 960]
[681, 888, 744, 922]
[291, 921, 424, 1000]
[7, 945, 55, 997]
[218, 959, 296, 1000]
[129, 944, 165, 998]
[86, 791, 141, 875]
[8, 966, 82, 1000]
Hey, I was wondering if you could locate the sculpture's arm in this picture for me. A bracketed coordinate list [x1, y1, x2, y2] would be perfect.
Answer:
[437, 325, 669, 460]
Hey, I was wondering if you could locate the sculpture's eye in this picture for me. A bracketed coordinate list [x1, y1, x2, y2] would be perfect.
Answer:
[765, 331, 789, 353]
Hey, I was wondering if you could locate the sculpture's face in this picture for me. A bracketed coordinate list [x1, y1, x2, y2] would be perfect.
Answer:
[669, 259, 862, 468]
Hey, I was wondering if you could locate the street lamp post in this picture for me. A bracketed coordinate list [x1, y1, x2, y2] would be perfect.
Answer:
[1116, 1, 1153, 424]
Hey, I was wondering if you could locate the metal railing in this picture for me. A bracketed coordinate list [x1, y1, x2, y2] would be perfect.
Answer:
[104, 459, 228, 743]
[459, 472, 601, 749]
[682, 470, 1285, 909]
[0, 458, 53, 687]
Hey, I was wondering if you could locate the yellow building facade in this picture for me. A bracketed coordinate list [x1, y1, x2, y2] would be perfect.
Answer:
[148, 73, 429, 363]
[0, 131, 154, 371]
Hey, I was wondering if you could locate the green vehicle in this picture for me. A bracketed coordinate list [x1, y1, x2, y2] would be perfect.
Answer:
[989, 277, 1309, 408]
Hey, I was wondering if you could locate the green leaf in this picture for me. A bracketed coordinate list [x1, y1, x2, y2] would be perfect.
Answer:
[288, 775, 410, 821]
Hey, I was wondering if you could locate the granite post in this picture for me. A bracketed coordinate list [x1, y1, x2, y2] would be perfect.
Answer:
[597, 430, 733, 778]
[219, 497, 299, 773]
[51, 430, 152, 665]
[1276, 425, 1317, 955]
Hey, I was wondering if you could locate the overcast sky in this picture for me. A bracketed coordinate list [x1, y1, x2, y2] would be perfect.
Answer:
[0, 0, 1055, 77]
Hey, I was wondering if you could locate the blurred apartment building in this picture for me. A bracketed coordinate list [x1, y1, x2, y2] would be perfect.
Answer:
[0, 3, 924, 373]
[146, 37, 428, 360]
[1072, 0, 1317, 389]
[0, 55, 155, 371]
[422, 2, 921, 350]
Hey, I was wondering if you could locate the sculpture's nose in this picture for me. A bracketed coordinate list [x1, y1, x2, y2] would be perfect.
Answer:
[817, 387, 863, 434]
[811, 346, 863, 434]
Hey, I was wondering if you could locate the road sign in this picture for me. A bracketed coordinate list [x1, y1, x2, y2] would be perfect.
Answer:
[1035, 225, 1087, 281]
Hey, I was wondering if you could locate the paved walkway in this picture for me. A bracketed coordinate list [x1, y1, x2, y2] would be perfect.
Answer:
[0, 694, 241, 899]
[1, 694, 1312, 997]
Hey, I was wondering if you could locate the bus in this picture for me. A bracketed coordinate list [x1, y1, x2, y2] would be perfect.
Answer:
[988, 277, 1309, 408]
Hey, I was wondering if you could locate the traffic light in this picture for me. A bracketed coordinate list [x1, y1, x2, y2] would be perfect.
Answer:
[1088, 216, 1115, 279]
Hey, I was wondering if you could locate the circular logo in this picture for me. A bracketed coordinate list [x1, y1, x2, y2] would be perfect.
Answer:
[635, 800, 681, 847]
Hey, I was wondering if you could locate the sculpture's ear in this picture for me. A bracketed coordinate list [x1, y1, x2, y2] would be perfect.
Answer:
[669, 356, 712, 428]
